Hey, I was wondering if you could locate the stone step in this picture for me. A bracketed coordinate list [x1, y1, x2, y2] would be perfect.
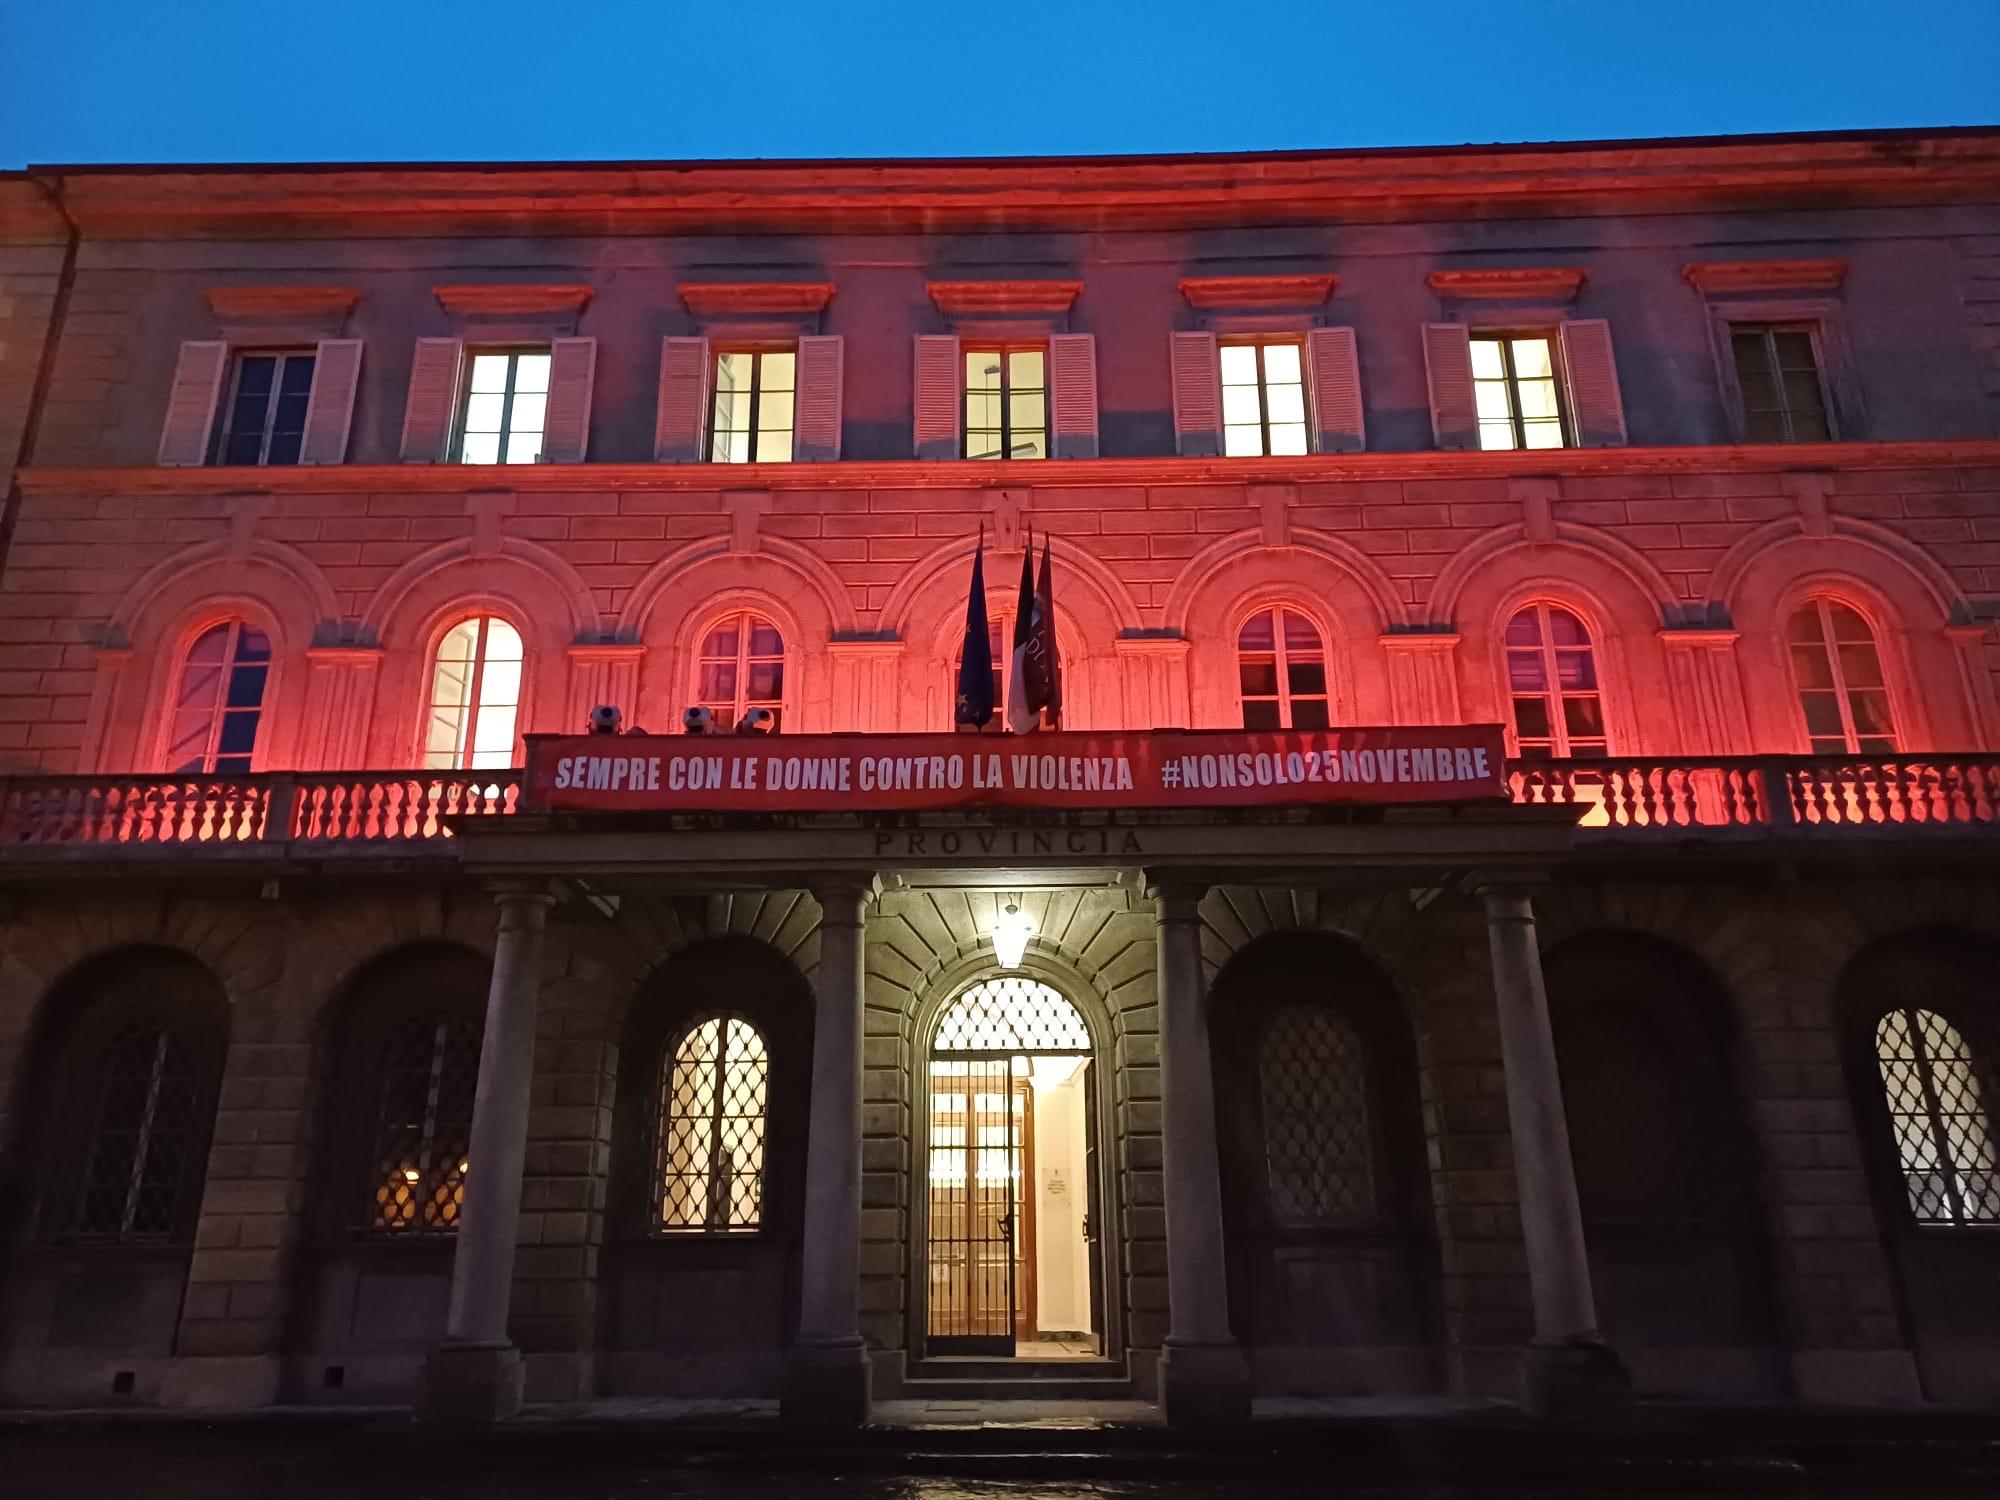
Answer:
[892, 1377, 1143, 1403]
[906, 1356, 1127, 1383]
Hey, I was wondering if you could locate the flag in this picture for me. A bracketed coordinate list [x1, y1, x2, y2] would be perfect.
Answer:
[1025, 534, 1061, 728]
[1006, 530, 1040, 733]
[953, 528, 995, 730]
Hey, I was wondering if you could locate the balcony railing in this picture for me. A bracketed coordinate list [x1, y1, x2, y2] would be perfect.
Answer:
[0, 754, 1992, 854]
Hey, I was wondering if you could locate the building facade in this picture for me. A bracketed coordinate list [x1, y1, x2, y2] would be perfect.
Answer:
[0, 130, 1996, 1424]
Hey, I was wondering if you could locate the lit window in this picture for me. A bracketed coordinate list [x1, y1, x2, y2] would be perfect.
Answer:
[697, 613, 785, 730]
[1731, 325, 1830, 443]
[365, 1015, 481, 1235]
[1471, 334, 1568, 451]
[1874, 1007, 1999, 1226]
[1220, 341, 1308, 457]
[1505, 604, 1607, 760]
[709, 349, 796, 463]
[457, 350, 550, 465]
[52, 1018, 208, 1242]
[656, 1014, 769, 1233]
[425, 616, 524, 770]
[965, 347, 1047, 460]
[215, 351, 315, 466]
[1787, 599, 1897, 755]
[166, 620, 270, 774]
[1236, 607, 1329, 730]
[1259, 1005, 1375, 1227]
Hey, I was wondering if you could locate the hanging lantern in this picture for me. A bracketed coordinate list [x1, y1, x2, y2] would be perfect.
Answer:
[991, 899, 1034, 969]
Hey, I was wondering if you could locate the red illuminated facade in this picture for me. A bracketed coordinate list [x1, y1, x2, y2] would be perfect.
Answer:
[0, 130, 1995, 1425]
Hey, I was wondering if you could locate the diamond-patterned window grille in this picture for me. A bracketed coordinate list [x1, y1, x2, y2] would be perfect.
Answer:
[1875, 1006, 2000, 1226]
[1259, 1004, 1376, 1227]
[656, 1013, 769, 1234]
[933, 978, 1091, 1053]
[363, 1014, 482, 1235]
[54, 1019, 206, 1242]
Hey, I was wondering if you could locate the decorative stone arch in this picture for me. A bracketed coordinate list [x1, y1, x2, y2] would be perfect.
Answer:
[1431, 525, 1680, 756]
[620, 544, 846, 734]
[360, 540, 602, 767]
[881, 536, 1136, 733]
[1714, 524, 1980, 751]
[1168, 533, 1406, 728]
[98, 542, 336, 774]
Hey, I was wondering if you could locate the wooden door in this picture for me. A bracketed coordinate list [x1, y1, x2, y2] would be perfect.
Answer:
[925, 1057, 1018, 1354]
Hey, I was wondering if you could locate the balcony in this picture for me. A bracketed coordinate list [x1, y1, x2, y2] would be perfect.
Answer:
[0, 755, 1992, 859]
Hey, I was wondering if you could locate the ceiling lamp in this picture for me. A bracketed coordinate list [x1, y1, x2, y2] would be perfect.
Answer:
[992, 898, 1035, 970]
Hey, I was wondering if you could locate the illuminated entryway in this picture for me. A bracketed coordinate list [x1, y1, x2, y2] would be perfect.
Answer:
[924, 977, 1102, 1359]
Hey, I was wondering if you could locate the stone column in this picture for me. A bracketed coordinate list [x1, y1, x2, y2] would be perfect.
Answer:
[780, 880, 872, 1425]
[421, 884, 555, 1421]
[1480, 884, 1629, 1418]
[1151, 883, 1250, 1424]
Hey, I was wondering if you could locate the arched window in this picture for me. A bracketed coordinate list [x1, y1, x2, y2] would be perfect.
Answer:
[696, 613, 785, 730]
[1505, 603, 1606, 759]
[1237, 607, 1329, 730]
[165, 620, 270, 773]
[1788, 598, 1898, 754]
[655, 1013, 770, 1233]
[49, 1016, 212, 1242]
[1257, 1004, 1375, 1226]
[425, 615, 524, 770]
[1874, 1006, 1999, 1226]
[363, 1013, 482, 1234]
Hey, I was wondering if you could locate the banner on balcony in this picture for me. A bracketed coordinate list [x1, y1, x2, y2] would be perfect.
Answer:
[523, 725, 1507, 813]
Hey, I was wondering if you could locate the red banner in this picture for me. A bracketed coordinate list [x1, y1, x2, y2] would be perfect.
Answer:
[523, 726, 1507, 813]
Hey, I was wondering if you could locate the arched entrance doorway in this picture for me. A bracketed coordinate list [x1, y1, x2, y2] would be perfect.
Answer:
[921, 976, 1103, 1359]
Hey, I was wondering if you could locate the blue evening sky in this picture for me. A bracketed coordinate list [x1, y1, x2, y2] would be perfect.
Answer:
[2, 1, 1994, 169]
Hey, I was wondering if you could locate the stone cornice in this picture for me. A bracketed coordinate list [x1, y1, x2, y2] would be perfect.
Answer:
[1177, 275, 1335, 309]
[26, 129, 2000, 239]
[926, 280, 1082, 315]
[1683, 259, 1849, 293]
[19, 439, 2000, 499]
[1426, 267, 1586, 301]
[204, 285, 363, 320]
[433, 283, 594, 317]
[678, 281, 836, 315]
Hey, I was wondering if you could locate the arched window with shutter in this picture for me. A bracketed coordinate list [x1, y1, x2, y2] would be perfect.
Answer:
[361, 1013, 483, 1235]
[695, 613, 785, 730]
[165, 619, 270, 773]
[1504, 602, 1607, 760]
[1236, 607, 1330, 730]
[1258, 1004, 1376, 1226]
[654, 1012, 770, 1234]
[1787, 597, 1899, 754]
[425, 614, 524, 770]
[1874, 1006, 2000, 1227]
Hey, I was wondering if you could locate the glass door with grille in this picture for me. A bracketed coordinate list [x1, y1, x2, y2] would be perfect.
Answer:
[925, 1056, 1020, 1352]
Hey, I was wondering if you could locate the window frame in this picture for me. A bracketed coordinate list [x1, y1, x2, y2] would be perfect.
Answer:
[652, 1010, 771, 1237]
[1469, 330, 1572, 451]
[1257, 1001, 1379, 1230]
[693, 610, 787, 729]
[358, 1011, 483, 1238]
[212, 348, 317, 467]
[1503, 601, 1609, 760]
[452, 346, 552, 466]
[706, 344, 798, 464]
[1219, 337, 1309, 458]
[962, 342, 1049, 461]
[1234, 604, 1331, 730]
[1785, 595, 1900, 756]
[1727, 321, 1835, 444]
[1872, 1004, 2000, 1229]
[422, 613, 526, 771]
[163, 617, 272, 775]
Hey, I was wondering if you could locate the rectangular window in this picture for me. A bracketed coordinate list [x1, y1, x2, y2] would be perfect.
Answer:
[1731, 324, 1831, 442]
[214, 351, 315, 466]
[1471, 334, 1568, 451]
[709, 348, 797, 463]
[1220, 341, 1308, 457]
[964, 347, 1047, 460]
[457, 349, 550, 465]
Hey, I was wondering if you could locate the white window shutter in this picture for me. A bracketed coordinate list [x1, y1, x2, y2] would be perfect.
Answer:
[1422, 323, 1478, 451]
[1170, 331, 1221, 457]
[655, 337, 710, 462]
[541, 337, 598, 463]
[794, 335, 845, 461]
[157, 340, 229, 467]
[1559, 319, 1629, 447]
[1048, 333, 1100, 459]
[913, 335, 960, 459]
[399, 338, 463, 463]
[299, 339, 363, 465]
[1306, 327, 1365, 453]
